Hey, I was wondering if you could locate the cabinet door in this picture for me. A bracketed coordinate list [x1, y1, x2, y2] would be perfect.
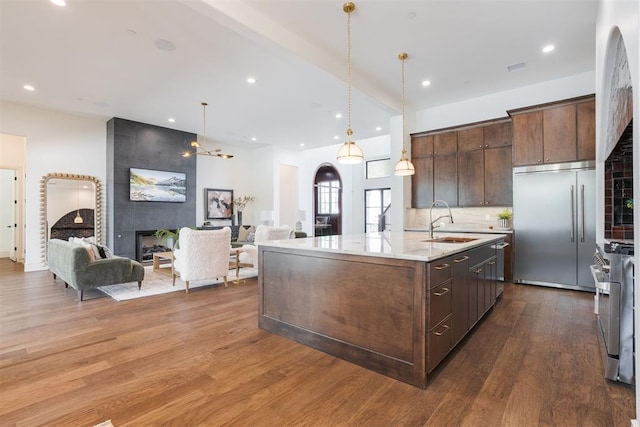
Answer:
[457, 127, 483, 152]
[458, 150, 484, 206]
[543, 104, 576, 163]
[512, 111, 543, 166]
[412, 135, 434, 157]
[433, 153, 458, 206]
[411, 156, 433, 208]
[468, 265, 479, 328]
[484, 146, 513, 206]
[577, 99, 595, 161]
[451, 254, 469, 345]
[433, 131, 457, 155]
[486, 256, 497, 307]
[483, 122, 512, 147]
[427, 316, 452, 373]
[429, 279, 452, 329]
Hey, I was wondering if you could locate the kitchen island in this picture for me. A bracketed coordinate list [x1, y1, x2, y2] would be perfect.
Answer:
[257, 231, 506, 388]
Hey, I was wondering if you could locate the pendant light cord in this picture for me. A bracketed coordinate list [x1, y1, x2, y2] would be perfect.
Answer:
[346, 4, 353, 140]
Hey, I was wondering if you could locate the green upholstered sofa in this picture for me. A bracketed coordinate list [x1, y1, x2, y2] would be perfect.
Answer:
[47, 239, 145, 301]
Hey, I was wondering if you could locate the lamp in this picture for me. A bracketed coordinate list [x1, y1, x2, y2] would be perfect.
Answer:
[336, 2, 364, 164]
[260, 210, 275, 226]
[73, 181, 83, 224]
[295, 209, 306, 232]
[394, 52, 415, 176]
[181, 102, 233, 159]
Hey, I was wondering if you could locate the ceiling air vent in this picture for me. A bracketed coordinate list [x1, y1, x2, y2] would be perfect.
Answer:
[507, 62, 526, 73]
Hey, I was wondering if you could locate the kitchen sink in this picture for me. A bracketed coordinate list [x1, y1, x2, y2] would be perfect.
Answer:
[422, 236, 478, 244]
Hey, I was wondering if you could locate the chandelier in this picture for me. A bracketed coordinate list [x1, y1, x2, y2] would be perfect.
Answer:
[181, 102, 233, 158]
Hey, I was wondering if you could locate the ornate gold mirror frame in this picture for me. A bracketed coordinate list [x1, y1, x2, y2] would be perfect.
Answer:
[40, 173, 102, 265]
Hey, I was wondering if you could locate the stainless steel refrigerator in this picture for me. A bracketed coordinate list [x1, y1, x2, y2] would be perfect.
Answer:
[513, 161, 596, 291]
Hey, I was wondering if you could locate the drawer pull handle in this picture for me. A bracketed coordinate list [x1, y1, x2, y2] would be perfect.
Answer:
[434, 287, 450, 296]
[434, 324, 449, 336]
[435, 263, 450, 270]
[474, 268, 483, 274]
[487, 261, 496, 265]
[454, 256, 469, 263]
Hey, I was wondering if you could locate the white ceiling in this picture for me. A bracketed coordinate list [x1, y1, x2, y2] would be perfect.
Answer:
[0, 0, 597, 152]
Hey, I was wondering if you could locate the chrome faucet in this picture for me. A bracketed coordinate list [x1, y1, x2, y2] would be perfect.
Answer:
[428, 200, 454, 239]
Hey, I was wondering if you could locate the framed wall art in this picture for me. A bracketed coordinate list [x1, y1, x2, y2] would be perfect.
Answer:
[205, 188, 233, 219]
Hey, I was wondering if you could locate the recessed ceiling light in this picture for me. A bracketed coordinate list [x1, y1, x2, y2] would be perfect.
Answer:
[542, 44, 555, 53]
[247, 77, 257, 84]
[507, 62, 527, 72]
[154, 39, 176, 51]
[333, 135, 339, 140]
[408, 12, 416, 19]
[300, 143, 305, 147]
[50, 0, 66, 6]
[375, 126, 382, 131]
[335, 113, 342, 119]
[168, 118, 175, 123]
[421, 80, 431, 87]
[23, 84, 35, 91]
[251, 137, 257, 141]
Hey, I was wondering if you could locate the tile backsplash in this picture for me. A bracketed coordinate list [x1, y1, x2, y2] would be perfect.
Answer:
[406, 206, 512, 230]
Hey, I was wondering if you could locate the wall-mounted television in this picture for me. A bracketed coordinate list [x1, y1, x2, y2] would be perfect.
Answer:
[129, 168, 186, 202]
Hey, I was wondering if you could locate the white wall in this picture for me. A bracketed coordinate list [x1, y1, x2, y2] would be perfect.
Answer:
[195, 142, 255, 227]
[595, 0, 639, 419]
[415, 71, 595, 131]
[0, 101, 107, 271]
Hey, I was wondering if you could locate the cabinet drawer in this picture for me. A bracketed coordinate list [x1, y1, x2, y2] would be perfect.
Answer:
[427, 316, 452, 372]
[429, 279, 452, 329]
[428, 258, 452, 289]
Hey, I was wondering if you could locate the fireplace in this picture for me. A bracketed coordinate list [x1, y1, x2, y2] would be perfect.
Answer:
[135, 230, 172, 263]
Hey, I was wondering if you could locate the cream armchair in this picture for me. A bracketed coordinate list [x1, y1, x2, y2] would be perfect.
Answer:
[238, 224, 292, 270]
[173, 227, 231, 293]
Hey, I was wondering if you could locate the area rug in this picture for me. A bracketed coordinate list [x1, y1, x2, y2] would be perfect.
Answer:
[98, 266, 258, 301]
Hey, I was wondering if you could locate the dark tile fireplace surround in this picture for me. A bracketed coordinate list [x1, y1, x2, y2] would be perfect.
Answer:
[107, 118, 197, 261]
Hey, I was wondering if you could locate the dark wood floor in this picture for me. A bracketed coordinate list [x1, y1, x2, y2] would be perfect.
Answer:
[0, 258, 635, 426]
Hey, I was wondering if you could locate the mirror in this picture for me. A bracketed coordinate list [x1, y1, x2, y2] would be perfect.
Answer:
[40, 173, 102, 265]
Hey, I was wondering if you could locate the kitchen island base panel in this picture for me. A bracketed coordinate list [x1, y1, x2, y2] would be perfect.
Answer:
[259, 247, 428, 388]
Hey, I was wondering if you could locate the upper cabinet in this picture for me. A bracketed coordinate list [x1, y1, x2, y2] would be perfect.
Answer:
[508, 95, 595, 167]
[411, 118, 512, 208]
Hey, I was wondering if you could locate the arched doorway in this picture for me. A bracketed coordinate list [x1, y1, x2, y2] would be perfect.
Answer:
[313, 164, 342, 236]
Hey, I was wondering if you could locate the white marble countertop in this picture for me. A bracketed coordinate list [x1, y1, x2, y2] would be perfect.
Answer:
[259, 231, 507, 262]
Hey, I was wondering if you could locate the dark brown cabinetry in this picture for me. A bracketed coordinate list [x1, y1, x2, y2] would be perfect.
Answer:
[509, 95, 595, 167]
[433, 153, 458, 204]
[411, 119, 512, 208]
[426, 242, 500, 372]
[451, 253, 470, 346]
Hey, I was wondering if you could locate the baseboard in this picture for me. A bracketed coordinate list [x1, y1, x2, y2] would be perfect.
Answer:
[24, 262, 48, 272]
[0, 251, 9, 258]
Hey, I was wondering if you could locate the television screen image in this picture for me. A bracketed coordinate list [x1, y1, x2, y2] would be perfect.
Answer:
[129, 168, 186, 202]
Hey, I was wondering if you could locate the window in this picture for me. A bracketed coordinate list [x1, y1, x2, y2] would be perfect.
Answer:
[366, 158, 391, 179]
[365, 188, 391, 232]
[317, 180, 340, 214]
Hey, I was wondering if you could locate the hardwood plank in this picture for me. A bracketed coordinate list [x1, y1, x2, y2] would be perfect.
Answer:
[0, 259, 634, 426]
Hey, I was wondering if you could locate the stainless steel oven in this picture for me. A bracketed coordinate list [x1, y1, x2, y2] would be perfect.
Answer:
[592, 243, 635, 385]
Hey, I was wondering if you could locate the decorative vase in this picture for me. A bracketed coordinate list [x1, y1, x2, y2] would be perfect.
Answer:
[237, 211, 243, 226]
[498, 218, 509, 229]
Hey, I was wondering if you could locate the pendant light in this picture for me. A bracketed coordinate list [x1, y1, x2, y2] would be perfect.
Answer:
[336, 2, 364, 164]
[394, 52, 415, 176]
[181, 102, 233, 159]
[73, 181, 83, 224]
